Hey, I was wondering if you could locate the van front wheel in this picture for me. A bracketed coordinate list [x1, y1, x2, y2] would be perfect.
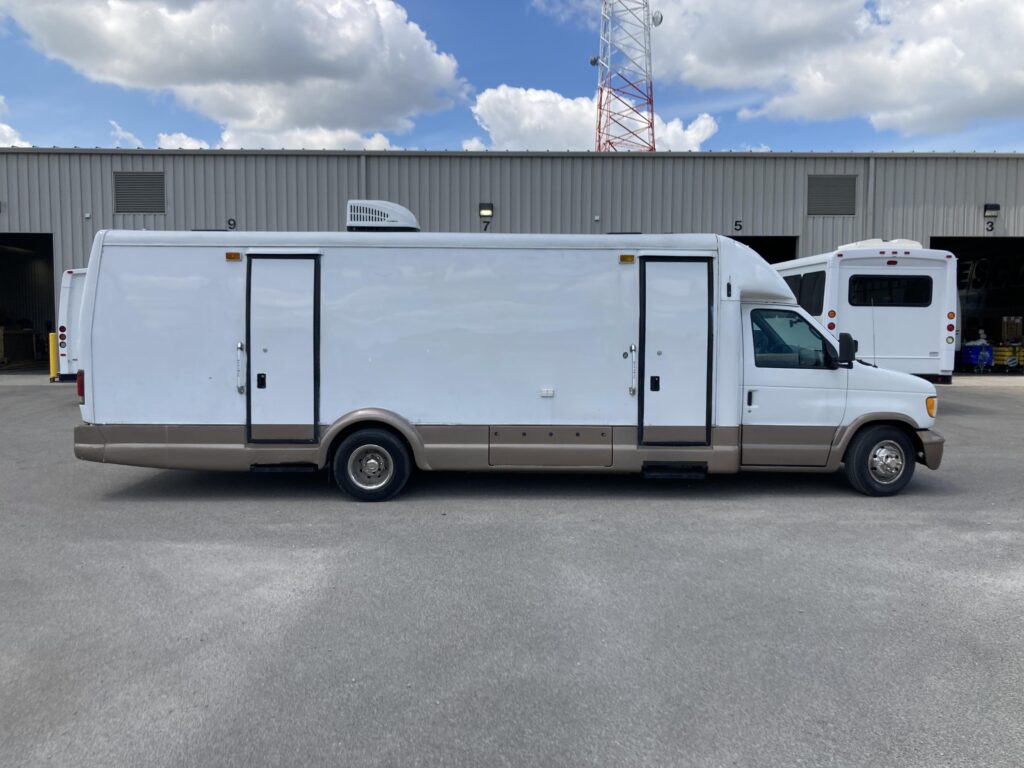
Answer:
[843, 425, 916, 497]
[332, 429, 411, 502]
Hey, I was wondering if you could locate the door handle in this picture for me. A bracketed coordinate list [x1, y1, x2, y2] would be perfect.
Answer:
[628, 344, 637, 396]
[747, 389, 756, 407]
[650, 375, 661, 392]
[257, 373, 267, 389]
[236, 342, 246, 394]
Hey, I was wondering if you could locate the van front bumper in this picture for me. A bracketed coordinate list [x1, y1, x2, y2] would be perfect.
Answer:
[918, 429, 944, 470]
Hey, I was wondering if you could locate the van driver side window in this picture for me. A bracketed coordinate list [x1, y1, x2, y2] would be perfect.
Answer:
[751, 309, 834, 369]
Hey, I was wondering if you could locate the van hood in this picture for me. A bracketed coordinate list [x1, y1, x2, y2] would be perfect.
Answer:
[849, 360, 936, 395]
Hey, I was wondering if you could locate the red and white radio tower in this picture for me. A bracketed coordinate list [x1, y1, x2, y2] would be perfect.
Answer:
[594, 1, 661, 152]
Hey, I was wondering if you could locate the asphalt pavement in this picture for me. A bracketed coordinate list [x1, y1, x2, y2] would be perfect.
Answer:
[1, 377, 1022, 767]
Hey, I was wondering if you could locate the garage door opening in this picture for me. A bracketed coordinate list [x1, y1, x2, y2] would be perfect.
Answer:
[0, 233, 55, 371]
[931, 237, 1024, 347]
[732, 236, 799, 265]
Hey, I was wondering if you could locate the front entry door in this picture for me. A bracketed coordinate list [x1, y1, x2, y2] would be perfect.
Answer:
[640, 257, 713, 445]
[741, 306, 847, 466]
[247, 255, 319, 443]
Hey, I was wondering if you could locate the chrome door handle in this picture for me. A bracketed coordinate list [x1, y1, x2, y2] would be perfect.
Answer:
[236, 341, 246, 394]
[629, 344, 637, 396]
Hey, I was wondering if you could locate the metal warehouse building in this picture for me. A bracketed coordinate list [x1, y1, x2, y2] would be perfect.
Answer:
[0, 147, 1022, 365]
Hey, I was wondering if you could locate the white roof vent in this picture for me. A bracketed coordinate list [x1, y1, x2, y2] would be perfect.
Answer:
[346, 200, 420, 232]
[838, 238, 923, 250]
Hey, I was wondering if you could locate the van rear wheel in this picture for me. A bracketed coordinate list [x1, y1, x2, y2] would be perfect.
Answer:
[332, 429, 411, 502]
[843, 425, 915, 497]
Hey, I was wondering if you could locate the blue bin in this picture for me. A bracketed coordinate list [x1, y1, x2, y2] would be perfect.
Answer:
[961, 344, 993, 366]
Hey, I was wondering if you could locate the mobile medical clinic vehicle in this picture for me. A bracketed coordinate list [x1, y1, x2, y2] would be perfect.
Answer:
[74, 202, 943, 500]
[774, 240, 958, 382]
[56, 268, 87, 381]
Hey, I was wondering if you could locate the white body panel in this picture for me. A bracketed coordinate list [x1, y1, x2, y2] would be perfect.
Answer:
[775, 247, 957, 378]
[56, 268, 87, 376]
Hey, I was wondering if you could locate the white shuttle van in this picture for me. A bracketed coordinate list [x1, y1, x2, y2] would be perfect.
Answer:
[774, 241, 957, 382]
[74, 203, 943, 500]
[56, 268, 88, 381]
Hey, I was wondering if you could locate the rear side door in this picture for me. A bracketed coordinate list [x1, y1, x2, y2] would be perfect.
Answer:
[741, 306, 847, 466]
[247, 254, 320, 443]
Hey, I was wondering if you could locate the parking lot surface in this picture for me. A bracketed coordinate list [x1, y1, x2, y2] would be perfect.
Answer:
[2, 378, 1023, 767]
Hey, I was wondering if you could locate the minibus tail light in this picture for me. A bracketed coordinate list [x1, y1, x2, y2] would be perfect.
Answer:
[926, 396, 937, 418]
[76, 370, 85, 404]
[947, 324, 955, 332]
[947, 311, 956, 320]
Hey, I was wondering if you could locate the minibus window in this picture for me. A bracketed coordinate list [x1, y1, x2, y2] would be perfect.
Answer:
[783, 274, 802, 296]
[848, 275, 933, 307]
[751, 309, 833, 369]
[799, 270, 826, 315]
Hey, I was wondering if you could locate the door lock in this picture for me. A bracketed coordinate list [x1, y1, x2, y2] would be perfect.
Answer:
[650, 375, 660, 392]
[257, 373, 267, 389]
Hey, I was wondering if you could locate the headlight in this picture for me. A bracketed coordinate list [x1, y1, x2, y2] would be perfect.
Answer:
[926, 396, 937, 418]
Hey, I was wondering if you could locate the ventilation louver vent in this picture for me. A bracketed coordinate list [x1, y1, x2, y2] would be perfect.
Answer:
[346, 200, 420, 232]
[113, 171, 166, 214]
[807, 175, 857, 216]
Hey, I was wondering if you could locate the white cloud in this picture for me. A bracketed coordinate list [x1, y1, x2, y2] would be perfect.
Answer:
[529, 0, 595, 26]
[465, 85, 717, 151]
[0, 96, 29, 147]
[537, 0, 1024, 136]
[109, 120, 142, 149]
[156, 132, 210, 150]
[1, 0, 465, 148]
[220, 126, 392, 151]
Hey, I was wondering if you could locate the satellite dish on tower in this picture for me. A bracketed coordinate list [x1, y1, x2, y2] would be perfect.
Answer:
[652, 10, 664, 27]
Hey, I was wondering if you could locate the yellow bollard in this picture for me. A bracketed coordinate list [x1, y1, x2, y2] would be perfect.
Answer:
[48, 332, 59, 382]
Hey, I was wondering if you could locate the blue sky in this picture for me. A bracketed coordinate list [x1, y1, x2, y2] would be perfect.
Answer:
[0, 0, 1022, 152]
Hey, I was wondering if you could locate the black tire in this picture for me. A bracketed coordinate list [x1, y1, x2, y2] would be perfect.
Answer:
[843, 425, 916, 497]
[332, 428, 411, 502]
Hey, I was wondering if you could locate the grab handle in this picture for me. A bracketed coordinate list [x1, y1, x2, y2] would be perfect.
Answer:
[236, 341, 246, 394]
[629, 343, 637, 396]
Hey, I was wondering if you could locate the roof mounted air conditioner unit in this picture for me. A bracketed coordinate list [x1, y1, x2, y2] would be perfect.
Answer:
[346, 200, 420, 232]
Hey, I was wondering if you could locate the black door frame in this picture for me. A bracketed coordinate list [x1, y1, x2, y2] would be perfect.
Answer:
[245, 253, 321, 445]
[638, 255, 715, 447]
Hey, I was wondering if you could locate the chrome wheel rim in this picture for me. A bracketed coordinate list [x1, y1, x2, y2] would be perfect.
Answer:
[347, 444, 393, 491]
[868, 440, 905, 484]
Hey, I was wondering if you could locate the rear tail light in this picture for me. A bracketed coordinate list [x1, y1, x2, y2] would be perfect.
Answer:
[947, 324, 955, 332]
[947, 311, 956, 320]
[76, 370, 85, 404]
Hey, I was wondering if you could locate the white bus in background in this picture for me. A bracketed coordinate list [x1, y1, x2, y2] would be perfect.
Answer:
[56, 268, 87, 381]
[73, 203, 944, 499]
[774, 240, 958, 383]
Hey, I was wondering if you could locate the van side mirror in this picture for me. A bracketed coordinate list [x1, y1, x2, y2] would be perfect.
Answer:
[838, 332, 856, 367]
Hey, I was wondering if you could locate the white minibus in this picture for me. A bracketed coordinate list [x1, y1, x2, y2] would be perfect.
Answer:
[74, 203, 943, 499]
[774, 240, 957, 383]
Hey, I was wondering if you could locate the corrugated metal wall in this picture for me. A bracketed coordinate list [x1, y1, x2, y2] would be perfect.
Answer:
[1, 149, 1023, 320]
